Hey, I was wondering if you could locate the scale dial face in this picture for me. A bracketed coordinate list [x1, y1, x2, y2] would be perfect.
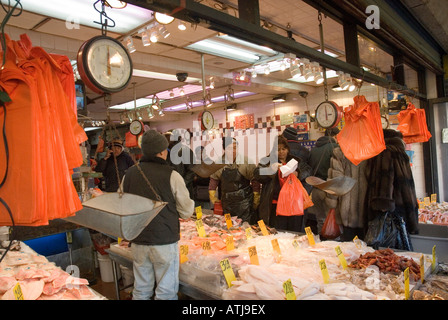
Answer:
[200, 110, 214, 130]
[315, 101, 342, 129]
[130, 120, 143, 136]
[77, 35, 133, 94]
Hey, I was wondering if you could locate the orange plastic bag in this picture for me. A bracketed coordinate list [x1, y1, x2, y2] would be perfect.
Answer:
[276, 174, 304, 216]
[321, 208, 341, 239]
[397, 103, 432, 144]
[337, 95, 386, 166]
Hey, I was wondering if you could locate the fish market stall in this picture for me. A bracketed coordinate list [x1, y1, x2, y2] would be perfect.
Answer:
[0, 241, 106, 300]
[106, 209, 446, 300]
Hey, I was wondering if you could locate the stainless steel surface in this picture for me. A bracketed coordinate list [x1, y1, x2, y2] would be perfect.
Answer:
[64, 193, 167, 241]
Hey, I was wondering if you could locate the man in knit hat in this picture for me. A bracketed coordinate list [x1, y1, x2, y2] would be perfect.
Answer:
[122, 129, 194, 300]
[95, 138, 134, 192]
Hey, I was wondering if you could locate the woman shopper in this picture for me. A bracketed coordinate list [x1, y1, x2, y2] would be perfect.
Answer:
[254, 136, 310, 232]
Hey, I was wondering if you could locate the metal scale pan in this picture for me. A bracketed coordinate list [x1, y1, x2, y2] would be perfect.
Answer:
[64, 193, 167, 241]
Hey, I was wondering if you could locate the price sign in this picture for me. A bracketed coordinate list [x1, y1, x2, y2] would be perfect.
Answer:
[420, 255, 425, 284]
[180, 245, 189, 264]
[418, 201, 425, 209]
[335, 246, 348, 270]
[13, 283, 24, 300]
[353, 235, 362, 249]
[319, 259, 330, 284]
[195, 219, 206, 238]
[195, 206, 203, 220]
[271, 239, 281, 263]
[248, 246, 259, 265]
[245, 227, 253, 240]
[404, 267, 410, 300]
[202, 240, 211, 253]
[224, 213, 233, 229]
[258, 220, 270, 236]
[305, 227, 315, 246]
[226, 235, 235, 251]
[431, 194, 437, 203]
[424, 197, 430, 206]
[118, 237, 122, 245]
[432, 245, 436, 272]
[292, 240, 299, 250]
[220, 258, 236, 288]
[283, 279, 296, 300]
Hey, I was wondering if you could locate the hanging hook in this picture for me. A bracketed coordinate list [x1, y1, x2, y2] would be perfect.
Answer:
[93, 0, 116, 35]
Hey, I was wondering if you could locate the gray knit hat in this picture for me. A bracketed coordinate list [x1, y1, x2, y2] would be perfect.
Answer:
[141, 129, 169, 158]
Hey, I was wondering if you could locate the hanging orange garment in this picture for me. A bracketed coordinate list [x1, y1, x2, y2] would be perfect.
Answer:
[25, 47, 82, 219]
[0, 41, 47, 226]
[50, 52, 87, 145]
[397, 103, 432, 144]
[29, 46, 84, 170]
[337, 95, 386, 166]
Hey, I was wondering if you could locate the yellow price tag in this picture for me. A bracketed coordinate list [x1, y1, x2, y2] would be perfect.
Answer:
[283, 279, 296, 300]
[418, 201, 425, 209]
[118, 237, 122, 245]
[335, 246, 348, 270]
[271, 238, 281, 262]
[305, 227, 315, 246]
[431, 194, 437, 203]
[258, 220, 270, 236]
[292, 240, 299, 250]
[353, 235, 362, 249]
[319, 259, 330, 284]
[220, 258, 237, 288]
[195, 206, 203, 220]
[13, 283, 24, 300]
[226, 235, 235, 251]
[404, 267, 410, 300]
[180, 245, 189, 264]
[224, 213, 233, 229]
[420, 255, 425, 284]
[245, 227, 253, 240]
[248, 246, 259, 265]
[424, 197, 430, 206]
[202, 240, 211, 253]
[195, 219, 206, 238]
[432, 245, 436, 272]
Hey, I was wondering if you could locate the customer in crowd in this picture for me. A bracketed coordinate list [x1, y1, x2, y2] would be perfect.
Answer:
[365, 129, 418, 249]
[192, 145, 212, 209]
[164, 130, 196, 200]
[122, 130, 194, 300]
[95, 138, 134, 192]
[254, 135, 308, 232]
[282, 126, 310, 164]
[306, 127, 340, 236]
[208, 137, 260, 224]
[325, 146, 369, 241]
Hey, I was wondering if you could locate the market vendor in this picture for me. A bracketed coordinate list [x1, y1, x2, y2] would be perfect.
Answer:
[208, 137, 260, 224]
[95, 138, 134, 192]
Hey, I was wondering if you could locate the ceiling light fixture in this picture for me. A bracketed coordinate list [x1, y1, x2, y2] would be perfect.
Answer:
[149, 30, 159, 43]
[178, 20, 187, 30]
[158, 25, 171, 39]
[147, 107, 154, 119]
[272, 94, 286, 103]
[179, 87, 185, 96]
[154, 12, 174, 24]
[209, 77, 215, 89]
[124, 36, 136, 53]
[151, 95, 160, 110]
[337, 71, 350, 90]
[289, 58, 302, 79]
[104, 0, 127, 9]
[158, 109, 165, 116]
[140, 29, 151, 47]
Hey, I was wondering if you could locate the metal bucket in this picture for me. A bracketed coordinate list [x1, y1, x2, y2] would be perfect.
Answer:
[64, 193, 167, 241]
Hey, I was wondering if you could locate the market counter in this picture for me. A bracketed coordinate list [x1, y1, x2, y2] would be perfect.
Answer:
[106, 243, 221, 300]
